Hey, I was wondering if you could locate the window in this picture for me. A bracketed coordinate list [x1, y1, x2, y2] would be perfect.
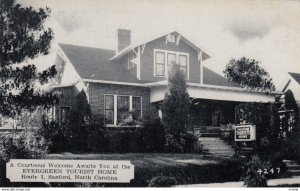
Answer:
[167, 53, 176, 66]
[104, 95, 142, 125]
[105, 95, 114, 124]
[132, 97, 142, 120]
[60, 107, 70, 124]
[179, 55, 188, 77]
[154, 49, 189, 78]
[117, 96, 130, 123]
[155, 51, 165, 76]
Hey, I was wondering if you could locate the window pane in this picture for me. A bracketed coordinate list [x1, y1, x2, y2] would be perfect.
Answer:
[167, 53, 176, 65]
[156, 64, 165, 76]
[180, 67, 187, 76]
[156, 52, 164, 64]
[133, 97, 141, 109]
[105, 95, 114, 109]
[117, 96, 129, 110]
[133, 97, 141, 120]
[117, 96, 130, 123]
[105, 110, 114, 124]
[60, 107, 70, 124]
[179, 55, 187, 67]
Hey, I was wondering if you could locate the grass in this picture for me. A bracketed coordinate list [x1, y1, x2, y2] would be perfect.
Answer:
[46, 153, 244, 187]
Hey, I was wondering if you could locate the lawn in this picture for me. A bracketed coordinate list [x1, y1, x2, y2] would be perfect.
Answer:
[46, 153, 244, 187]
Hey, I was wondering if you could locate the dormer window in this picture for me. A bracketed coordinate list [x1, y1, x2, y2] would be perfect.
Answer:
[154, 49, 189, 78]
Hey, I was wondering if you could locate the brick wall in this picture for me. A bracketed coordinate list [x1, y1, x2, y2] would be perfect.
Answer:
[52, 85, 79, 122]
[87, 82, 158, 120]
[53, 86, 78, 108]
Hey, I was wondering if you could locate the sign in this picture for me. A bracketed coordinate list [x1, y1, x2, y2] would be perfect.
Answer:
[7, 159, 134, 183]
[235, 124, 256, 141]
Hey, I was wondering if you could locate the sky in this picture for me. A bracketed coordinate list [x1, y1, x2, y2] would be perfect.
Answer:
[19, 0, 300, 90]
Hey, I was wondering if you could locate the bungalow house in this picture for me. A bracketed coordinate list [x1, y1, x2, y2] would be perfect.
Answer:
[48, 29, 277, 128]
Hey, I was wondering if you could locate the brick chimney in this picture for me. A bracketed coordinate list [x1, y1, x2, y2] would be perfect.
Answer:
[118, 29, 131, 52]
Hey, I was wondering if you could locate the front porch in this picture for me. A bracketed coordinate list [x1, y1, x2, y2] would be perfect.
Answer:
[189, 99, 240, 128]
[150, 82, 277, 132]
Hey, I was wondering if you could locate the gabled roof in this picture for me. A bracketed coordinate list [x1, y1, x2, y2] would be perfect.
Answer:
[59, 43, 141, 83]
[289, 72, 300, 85]
[110, 31, 211, 61]
[203, 67, 239, 87]
[58, 43, 237, 88]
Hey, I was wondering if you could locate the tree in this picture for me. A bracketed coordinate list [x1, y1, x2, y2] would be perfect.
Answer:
[161, 63, 190, 136]
[224, 57, 276, 91]
[0, 0, 57, 118]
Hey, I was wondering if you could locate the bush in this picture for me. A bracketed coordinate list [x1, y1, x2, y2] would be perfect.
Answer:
[142, 118, 165, 152]
[0, 131, 49, 161]
[43, 115, 202, 154]
[240, 155, 268, 187]
[181, 133, 202, 153]
[38, 121, 60, 153]
[164, 132, 202, 153]
[106, 128, 142, 153]
[86, 126, 107, 153]
[164, 133, 184, 153]
[148, 176, 177, 187]
[0, 129, 50, 187]
[241, 153, 286, 187]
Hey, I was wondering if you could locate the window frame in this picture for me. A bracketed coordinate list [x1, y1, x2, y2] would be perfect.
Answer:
[178, 54, 188, 77]
[104, 94, 143, 126]
[59, 106, 71, 124]
[117, 95, 130, 124]
[104, 94, 114, 125]
[154, 51, 165, 77]
[132, 96, 142, 120]
[153, 49, 189, 79]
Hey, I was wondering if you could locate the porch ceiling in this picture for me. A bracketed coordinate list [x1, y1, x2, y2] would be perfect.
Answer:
[150, 84, 277, 103]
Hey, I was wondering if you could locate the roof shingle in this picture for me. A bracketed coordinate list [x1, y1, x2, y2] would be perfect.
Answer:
[203, 67, 238, 87]
[59, 43, 237, 87]
[59, 43, 141, 83]
[289, 72, 300, 85]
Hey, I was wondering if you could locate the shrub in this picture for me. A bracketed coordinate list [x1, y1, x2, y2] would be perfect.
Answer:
[241, 155, 268, 187]
[38, 121, 60, 153]
[86, 126, 107, 153]
[241, 153, 286, 187]
[148, 176, 177, 187]
[164, 133, 184, 153]
[164, 132, 202, 153]
[181, 133, 202, 153]
[0, 131, 49, 161]
[161, 63, 190, 135]
[142, 118, 165, 152]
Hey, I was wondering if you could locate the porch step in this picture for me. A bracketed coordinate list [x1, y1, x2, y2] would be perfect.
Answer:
[197, 133, 219, 137]
[283, 160, 298, 166]
[283, 160, 300, 178]
[289, 170, 300, 176]
[198, 136, 235, 158]
[286, 165, 300, 170]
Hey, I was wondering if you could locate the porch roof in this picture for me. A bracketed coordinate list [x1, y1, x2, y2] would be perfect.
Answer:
[150, 82, 281, 103]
